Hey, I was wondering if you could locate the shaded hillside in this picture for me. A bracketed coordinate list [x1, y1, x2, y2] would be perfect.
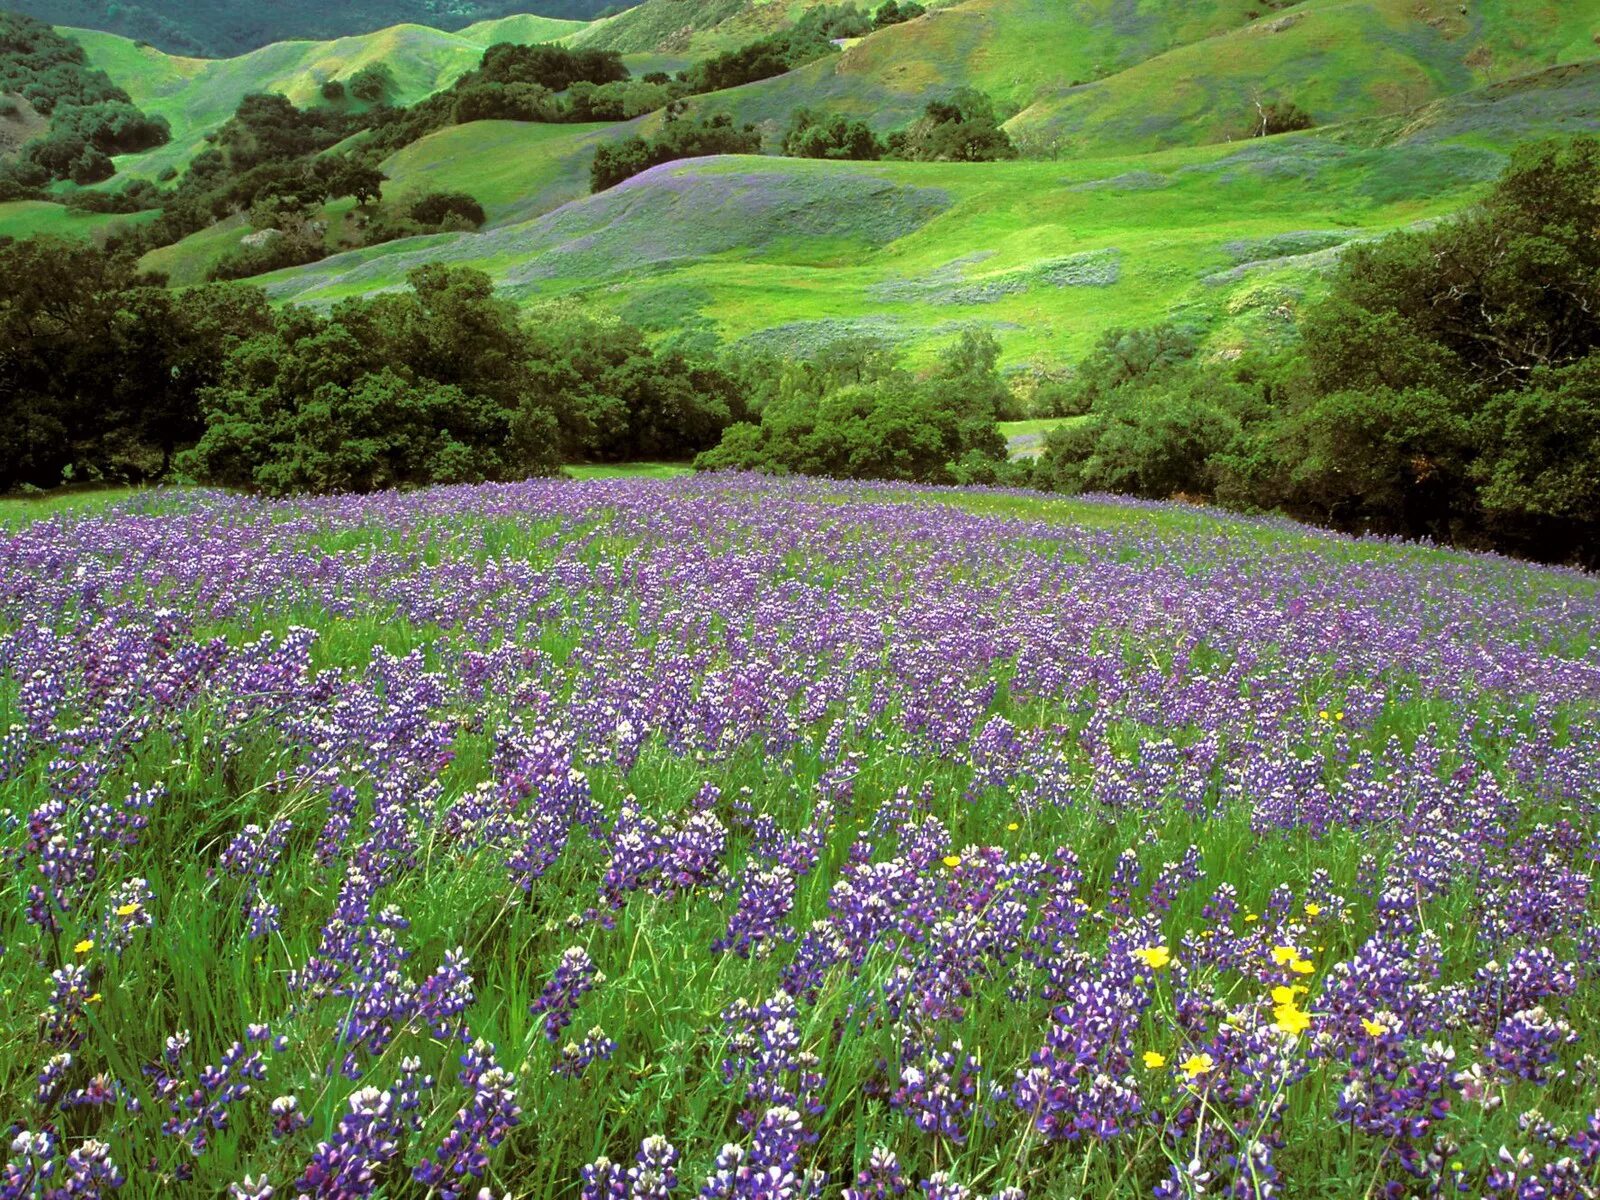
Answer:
[6, 0, 629, 57]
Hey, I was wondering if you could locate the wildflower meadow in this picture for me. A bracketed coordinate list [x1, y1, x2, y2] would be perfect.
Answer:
[2, 475, 1599, 1200]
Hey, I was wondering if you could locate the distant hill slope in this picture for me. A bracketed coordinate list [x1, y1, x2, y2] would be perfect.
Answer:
[5, 0, 627, 57]
[250, 61, 1600, 368]
[1006, 0, 1600, 156]
[63, 15, 590, 178]
[680, 0, 1600, 152]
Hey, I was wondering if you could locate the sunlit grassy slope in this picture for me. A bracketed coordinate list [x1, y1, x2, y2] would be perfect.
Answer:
[253, 60, 1600, 369]
[63, 16, 589, 180]
[1005, 0, 1600, 156]
[0, 199, 159, 240]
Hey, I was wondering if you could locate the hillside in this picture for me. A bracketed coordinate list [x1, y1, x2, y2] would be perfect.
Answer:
[61, 15, 591, 179]
[1, 0, 1596, 371]
[6, 0, 628, 57]
[245, 60, 1599, 368]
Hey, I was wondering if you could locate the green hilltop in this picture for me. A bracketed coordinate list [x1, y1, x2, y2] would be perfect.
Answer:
[3, 0, 1598, 370]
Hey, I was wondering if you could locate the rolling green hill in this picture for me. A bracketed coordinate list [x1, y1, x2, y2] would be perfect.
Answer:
[1006, 0, 1600, 156]
[251, 60, 1600, 368]
[665, 0, 1600, 153]
[62, 15, 591, 180]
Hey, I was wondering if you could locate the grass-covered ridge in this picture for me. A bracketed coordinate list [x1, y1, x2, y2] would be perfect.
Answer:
[2, 475, 1598, 1197]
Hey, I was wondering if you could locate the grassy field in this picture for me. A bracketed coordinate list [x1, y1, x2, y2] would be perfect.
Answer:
[0, 199, 159, 241]
[2, 475, 1597, 1198]
[565, 461, 695, 479]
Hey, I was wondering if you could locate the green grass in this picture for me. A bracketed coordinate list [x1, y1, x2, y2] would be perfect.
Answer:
[379, 119, 618, 226]
[999, 418, 1079, 459]
[0, 486, 143, 527]
[0, 199, 159, 242]
[564, 461, 696, 479]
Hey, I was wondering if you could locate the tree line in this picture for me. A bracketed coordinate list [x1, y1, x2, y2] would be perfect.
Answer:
[1020, 138, 1597, 564]
[686, 137, 1600, 565]
[0, 238, 749, 494]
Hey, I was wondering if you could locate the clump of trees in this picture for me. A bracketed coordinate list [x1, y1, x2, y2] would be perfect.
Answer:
[0, 238, 746, 495]
[874, 1, 927, 27]
[693, 330, 1012, 484]
[0, 14, 170, 191]
[591, 105, 761, 191]
[782, 107, 883, 160]
[1248, 97, 1314, 138]
[887, 88, 1017, 162]
[0, 237, 275, 489]
[1034, 136, 1600, 563]
[678, 6, 863, 95]
[780, 88, 1016, 164]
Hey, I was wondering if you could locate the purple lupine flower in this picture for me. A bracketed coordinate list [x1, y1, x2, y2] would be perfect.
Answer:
[713, 865, 797, 958]
[554, 1026, 617, 1080]
[530, 947, 603, 1042]
[1488, 1007, 1577, 1085]
[412, 1040, 522, 1200]
[293, 1086, 404, 1198]
[699, 1107, 823, 1200]
[843, 1147, 907, 1200]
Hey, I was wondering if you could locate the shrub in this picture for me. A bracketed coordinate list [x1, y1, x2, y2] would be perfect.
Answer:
[886, 88, 1016, 162]
[1035, 323, 1200, 417]
[874, 1, 926, 27]
[694, 329, 1011, 482]
[591, 108, 761, 192]
[347, 63, 395, 104]
[782, 107, 883, 160]
[1036, 372, 1244, 499]
[1248, 99, 1314, 137]
[408, 191, 486, 229]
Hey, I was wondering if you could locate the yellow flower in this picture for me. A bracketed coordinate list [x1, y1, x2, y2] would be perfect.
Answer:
[1335, 711, 1345, 722]
[1270, 984, 1306, 1006]
[1180, 1053, 1214, 1080]
[1270, 946, 1299, 966]
[941, 855, 962, 869]
[73, 939, 94, 955]
[1006, 822, 1019, 832]
[1132, 946, 1172, 970]
[1361, 1018, 1386, 1038]
[87, 993, 102, 1004]
[1272, 1004, 1311, 1035]
[1243, 913, 1259, 923]
[1318, 709, 1330, 720]
[1290, 958, 1314, 975]
[1142, 1051, 1166, 1069]
[1304, 903, 1322, 917]
[115, 903, 141, 917]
